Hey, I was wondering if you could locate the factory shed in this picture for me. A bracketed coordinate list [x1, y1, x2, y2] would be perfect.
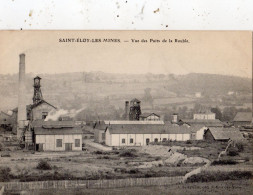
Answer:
[233, 112, 252, 127]
[203, 127, 243, 142]
[33, 121, 82, 151]
[105, 124, 194, 147]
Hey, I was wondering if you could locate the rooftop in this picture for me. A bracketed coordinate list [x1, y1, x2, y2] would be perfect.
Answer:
[104, 120, 164, 125]
[34, 127, 82, 135]
[139, 113, 160, 118]
[207, 127, 243, 140]
[106, 124, 201, 134]
[31, 120, 75, 129]
[233, 112, 252, 122]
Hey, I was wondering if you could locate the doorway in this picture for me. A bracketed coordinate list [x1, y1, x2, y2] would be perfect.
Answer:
[65, 143, 72, 151]
[146, 138, 150, 145]
[36, 144, 44, 152]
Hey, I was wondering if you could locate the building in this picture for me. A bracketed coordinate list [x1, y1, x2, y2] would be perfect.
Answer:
[139, 113, 160, 121]
[105, 124, 200, 147]
[129, 98, 142, 120]
[193, 109, 216, 120]
[180, 119, 224, 127]
[233, 112, 252, 127]
[32, 120, 82, 151]
[203, 127, 244, 141]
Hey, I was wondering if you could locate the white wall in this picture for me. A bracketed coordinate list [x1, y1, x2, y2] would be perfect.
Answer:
[36, 134, 82, 151]
[193, 113, 215, 120]
[196, 127, 208, 140]
[106, 133, 191, 146]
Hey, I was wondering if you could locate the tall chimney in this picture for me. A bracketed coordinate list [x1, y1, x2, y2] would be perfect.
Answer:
[17, 53, 27, 139]
[125, 101, 129, 120]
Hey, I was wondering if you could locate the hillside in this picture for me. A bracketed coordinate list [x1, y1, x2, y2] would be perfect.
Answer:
[0, 72, 251, 114]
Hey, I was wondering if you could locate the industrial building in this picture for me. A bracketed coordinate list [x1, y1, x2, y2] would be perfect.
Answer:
[104, 124, 201, 147]
[203, 127, 244, 141]
[31, 120, 82, 151]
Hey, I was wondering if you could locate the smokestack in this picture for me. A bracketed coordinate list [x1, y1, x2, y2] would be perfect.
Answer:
[17, 53, 27, 139]
[125, 101, 129, 120]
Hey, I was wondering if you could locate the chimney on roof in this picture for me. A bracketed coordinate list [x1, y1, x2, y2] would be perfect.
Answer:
[172, 113, 178, 123]
[125, 101, 129, 120]
[17, 53, 27, 139]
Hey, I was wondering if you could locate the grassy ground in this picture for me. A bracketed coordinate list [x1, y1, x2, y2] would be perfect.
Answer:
[0, 146, 193, 182]
[7, 180, 253, 195]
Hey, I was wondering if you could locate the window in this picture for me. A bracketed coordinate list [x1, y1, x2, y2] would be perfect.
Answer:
[75, 139, 80, 147]
[122, 138, 125, 144]
[130, 138, 134, 143]
[56, 139, 62, 147]
[42, 112, 48, 119]
[162, 138, 167, 142]
[154, 138, 158, 143]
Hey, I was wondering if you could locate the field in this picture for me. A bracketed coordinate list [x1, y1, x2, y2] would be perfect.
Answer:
[1, 139, 253, 194]
[8, 180, 253, 195]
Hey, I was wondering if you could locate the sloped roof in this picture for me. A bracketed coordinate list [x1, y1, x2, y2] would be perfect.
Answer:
[233, 112, 252, 122]
[30, 100, 57, 109]
[181, 119, 223, 127]
[207, 127, 243, 140]
[104, 120, 164, 125]
[107, 124, 194, 134]
[34, 127, 82, 135]
[12, 100, 56, 112]
[140, 113, 160, 118]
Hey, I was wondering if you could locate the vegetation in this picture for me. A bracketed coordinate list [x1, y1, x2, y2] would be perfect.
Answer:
[119, 149, 138, 157]
[211, 159, 237, 165]
[0, 167, 12, 182]
[186, 171, 253, 183]
[36, 160, 52, 170]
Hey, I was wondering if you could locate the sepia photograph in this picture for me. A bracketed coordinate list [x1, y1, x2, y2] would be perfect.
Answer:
[0, 31, 252, 194]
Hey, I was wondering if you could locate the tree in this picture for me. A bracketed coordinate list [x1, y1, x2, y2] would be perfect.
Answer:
[211, 107, 222, 120]
[222, 107, 237, 121]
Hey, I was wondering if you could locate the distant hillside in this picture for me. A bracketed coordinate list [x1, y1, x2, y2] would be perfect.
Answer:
[0, 72, 251, 111]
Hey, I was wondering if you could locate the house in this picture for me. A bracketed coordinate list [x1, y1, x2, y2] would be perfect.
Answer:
[188, 125, 208, 140]
[233, 112, 252, 127]
[93, 121, 107, 143]
[203, 127, 244, 141]
[139, 113, 160, 121]
[32, 120, 82, 151]
[193, 109, 216, 120]
[105, 124, 195, 147]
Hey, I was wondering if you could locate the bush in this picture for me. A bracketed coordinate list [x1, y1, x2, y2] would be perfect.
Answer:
[235, 142, 244, 152]
[36, 160, 52, 170]
[155, 156, 162, 161]
[0, 167, 12, 182]
[186, 171, 253, 183]
[128, 168, 139, 174]
[211, 159, 237, 165]
[228, 148, 239, 156]
[186, 140, 192, 144]
[119, 150, 138, 157]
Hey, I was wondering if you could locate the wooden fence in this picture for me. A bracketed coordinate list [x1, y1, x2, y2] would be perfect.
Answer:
[0, 176, 183, 191]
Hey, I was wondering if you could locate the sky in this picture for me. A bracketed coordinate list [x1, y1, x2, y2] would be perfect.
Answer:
[0, 30, 252, 78]
[0, 0, 253, 30]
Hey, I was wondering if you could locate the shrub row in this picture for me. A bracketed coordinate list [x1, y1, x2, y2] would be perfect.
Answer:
[186, 170, 253, 183]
